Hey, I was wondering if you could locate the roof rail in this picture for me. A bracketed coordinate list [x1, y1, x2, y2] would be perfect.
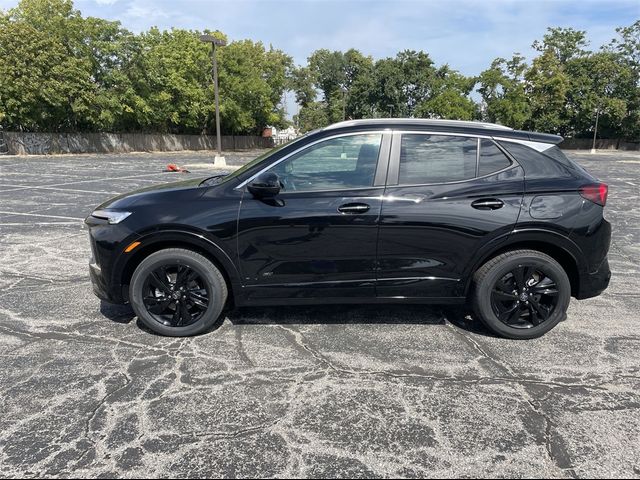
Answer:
[323, 118, 513, 131]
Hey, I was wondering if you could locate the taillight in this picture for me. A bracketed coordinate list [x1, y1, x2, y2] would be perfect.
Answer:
[580, 183, 608, 206]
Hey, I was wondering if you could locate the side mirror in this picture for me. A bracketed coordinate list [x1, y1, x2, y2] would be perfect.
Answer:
[247, 172, 280, 198]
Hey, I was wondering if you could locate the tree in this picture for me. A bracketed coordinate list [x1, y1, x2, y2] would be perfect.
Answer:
[565, 51, 633, 138]
[302, 48, 376, 122]
[290, 66, 317, 107]
[477, 55, 531, 128]
[124, 28, 212, 133]
[0, 0, 100, 131]
[296, 102, 329, 132]
[524, 50, 570, 134]
[608, 20, 640, 73]
[607, 20, 640, 140]
[1, 1, 637, 142]
[342, 49, 375, 119]
[416, 66, 477, 120]
[533, 27, 589, 64]
[372, 50, 438, 118]
[218, 39, 291, 134]
[0, 0, 292, 135]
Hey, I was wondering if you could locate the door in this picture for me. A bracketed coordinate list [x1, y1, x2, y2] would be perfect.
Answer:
[376, 133, 525, 299]
[236, 132, 391, 303]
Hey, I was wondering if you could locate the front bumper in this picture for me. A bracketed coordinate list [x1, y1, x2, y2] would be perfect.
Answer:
[89, 261, 125, 303]
[86, 216, 135, 305]
[576, 256, 611, 300]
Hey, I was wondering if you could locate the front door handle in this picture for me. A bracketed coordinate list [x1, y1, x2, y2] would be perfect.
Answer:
[338, 202, 370, 214]
[471, 198, 504, 210]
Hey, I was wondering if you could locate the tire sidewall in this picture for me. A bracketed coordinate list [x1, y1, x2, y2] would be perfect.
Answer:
[129, 250, 226, 337]
[475, 253, 571, 339]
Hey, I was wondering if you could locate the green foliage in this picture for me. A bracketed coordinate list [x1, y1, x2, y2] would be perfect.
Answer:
[478, 25, 639, 140]
[0, 0, 99, 131]
[524, 50, 571, 134]
[0, 0, 637, 140]
[296, 102, 329, 132]
[290, 66, 316, 107]
[533, 27, 589, 63]
[477, 55, 531, 129]
[415, 66, 478, 120]
[295, 48, 477, 129]
[607, 21, 640, 140]
[0, 0, 291, 134]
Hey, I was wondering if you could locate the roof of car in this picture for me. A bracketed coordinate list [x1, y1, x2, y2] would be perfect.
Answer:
[322, 118, 563, 144]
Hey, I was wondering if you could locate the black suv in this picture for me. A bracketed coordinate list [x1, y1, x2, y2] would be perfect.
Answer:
[86, 119, 611, 339]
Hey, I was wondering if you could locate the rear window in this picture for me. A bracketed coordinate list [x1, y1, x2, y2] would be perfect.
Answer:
[399, 134, 477, 184]
[542, 146, 591, 175]
[498, 141, 572, 179]
[479, 139, 512, 176]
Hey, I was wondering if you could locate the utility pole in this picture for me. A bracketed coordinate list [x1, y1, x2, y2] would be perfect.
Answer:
[590, 107, 600, 154]
[200, 34, 227, 167]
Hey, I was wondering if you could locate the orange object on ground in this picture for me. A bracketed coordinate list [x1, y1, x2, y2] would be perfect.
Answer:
[164, 163, 190, 173]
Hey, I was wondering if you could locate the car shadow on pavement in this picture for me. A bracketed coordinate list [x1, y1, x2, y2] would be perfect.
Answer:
[225, 304, 498, 337]
[99, 300, 135, 324]
[99, 300, 497, 338]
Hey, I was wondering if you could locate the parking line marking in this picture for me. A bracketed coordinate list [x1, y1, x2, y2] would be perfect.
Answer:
[44, 171, 177, 187]
[0, 222, 82, 226]
[0, 184, 124, 195]
[0, 172, 174, 194]
[0, 211, 84, 221]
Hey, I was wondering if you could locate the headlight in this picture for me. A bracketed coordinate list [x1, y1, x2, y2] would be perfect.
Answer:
[91, 209, 132, 224]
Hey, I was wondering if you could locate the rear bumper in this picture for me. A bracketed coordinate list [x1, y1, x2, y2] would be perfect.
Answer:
[576, 256, 611, 300]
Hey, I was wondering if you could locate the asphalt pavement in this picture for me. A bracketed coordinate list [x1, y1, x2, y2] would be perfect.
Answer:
[0, 149, 639, 478]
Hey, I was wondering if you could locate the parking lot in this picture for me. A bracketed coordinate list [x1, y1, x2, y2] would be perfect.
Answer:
[0, 149, 639, 478]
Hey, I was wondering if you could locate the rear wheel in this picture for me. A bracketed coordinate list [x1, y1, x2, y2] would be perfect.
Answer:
[129, 248, 227, 336]
[472, 250, 571, 339]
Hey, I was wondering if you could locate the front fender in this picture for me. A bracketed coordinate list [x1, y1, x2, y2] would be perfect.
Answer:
[112, 228, 242, 298]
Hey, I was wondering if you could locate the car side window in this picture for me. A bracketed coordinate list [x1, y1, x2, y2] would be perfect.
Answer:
[399, 134, 477, 185]
[478, 139, 512, 176]
[267, 133, 382, 192]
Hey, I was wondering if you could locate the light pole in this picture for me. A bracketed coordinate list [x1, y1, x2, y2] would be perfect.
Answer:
[388, 104, 394, 118]
[341, 86, 347, 121]
[200, 34, 226, 167]
[590, 107, 600, 154]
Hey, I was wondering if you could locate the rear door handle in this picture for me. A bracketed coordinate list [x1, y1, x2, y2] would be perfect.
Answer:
[471, 198, 504, 210]
[338, 202, 370, 214]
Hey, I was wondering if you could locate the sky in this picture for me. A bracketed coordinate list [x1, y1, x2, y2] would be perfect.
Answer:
[1, 0, 638, 116]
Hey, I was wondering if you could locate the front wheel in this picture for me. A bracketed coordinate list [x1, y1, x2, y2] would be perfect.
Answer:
[129, 248, 227, 336]
[472, 250, 571, 339]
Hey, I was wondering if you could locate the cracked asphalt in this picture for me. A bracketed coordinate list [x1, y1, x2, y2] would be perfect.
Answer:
[0, 149, 639, 478]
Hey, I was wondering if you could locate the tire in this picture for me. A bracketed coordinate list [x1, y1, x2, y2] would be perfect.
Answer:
[471, 249, 571, 339]
[129, 248, 227, 337]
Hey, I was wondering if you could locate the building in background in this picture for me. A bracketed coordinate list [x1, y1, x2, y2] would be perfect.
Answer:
[264, 125, 300, 145]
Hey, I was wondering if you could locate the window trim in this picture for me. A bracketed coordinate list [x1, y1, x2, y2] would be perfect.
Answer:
[235, 130, 391, 192]
[387, 130, 517, 188]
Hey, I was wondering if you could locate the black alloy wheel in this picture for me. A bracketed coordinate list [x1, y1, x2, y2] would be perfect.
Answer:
[472, 249, 571, 339]
[130, 249, 228, 337]
[142, 264, 210, 327]
[142, 264, 209, 327]
[490, 265, 559, 329]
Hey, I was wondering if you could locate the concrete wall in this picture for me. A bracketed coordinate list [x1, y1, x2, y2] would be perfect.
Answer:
[2, 132, 274, 155]
[560, 137, 640, 151]
[3, 131, 638, 155]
